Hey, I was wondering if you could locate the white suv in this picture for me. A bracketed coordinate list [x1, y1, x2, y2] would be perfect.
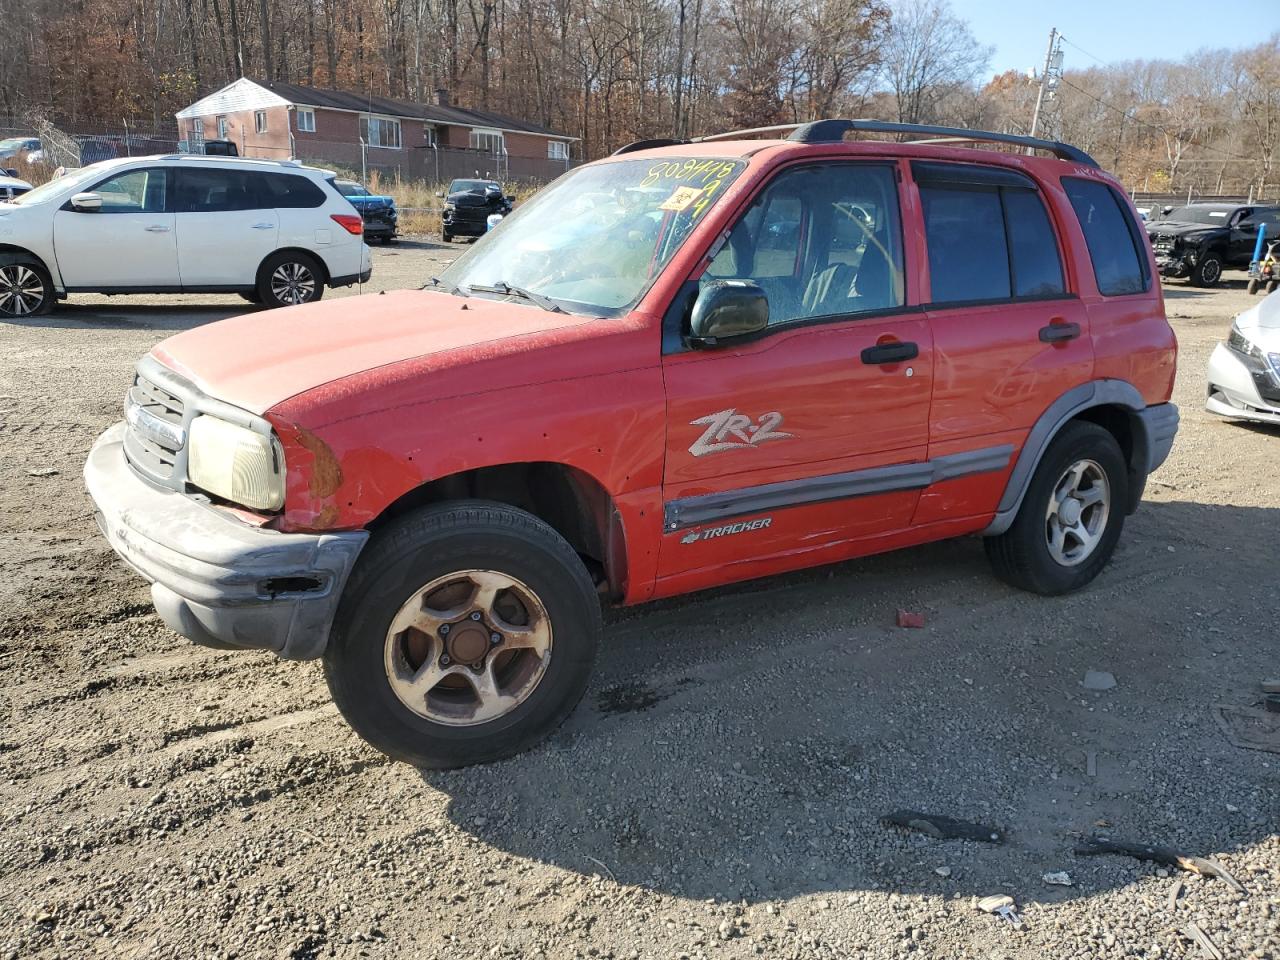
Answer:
[0, 155, 372, 318]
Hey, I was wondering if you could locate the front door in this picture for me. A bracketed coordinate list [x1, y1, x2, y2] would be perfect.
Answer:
[659, 161, 934, 586]
[52, 166, 178, 288]
[913, 161, 1093, 525]
[174, 166, 279, 287]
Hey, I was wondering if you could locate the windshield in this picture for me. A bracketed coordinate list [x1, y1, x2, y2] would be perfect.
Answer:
[0, 137, 33, 152]
[1159, 206, 1236, 225]
[335, 181, 370, 197]
[437, 157, 746, 316]
[10, 166, 102, 206]
[448, 179, 500, 195]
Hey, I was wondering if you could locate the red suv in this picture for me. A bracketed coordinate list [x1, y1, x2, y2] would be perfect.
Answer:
[86, 120, 1178, 768]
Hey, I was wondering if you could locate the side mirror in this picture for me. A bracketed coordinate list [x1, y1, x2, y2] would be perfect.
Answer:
[689, 279, 768, 348]
[70, 192, 103, 211]
[1162, 206, 1174, 216]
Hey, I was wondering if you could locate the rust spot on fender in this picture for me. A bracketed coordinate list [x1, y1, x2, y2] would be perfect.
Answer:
[294, 426, 344, 499]
[312, 504, 341, 529]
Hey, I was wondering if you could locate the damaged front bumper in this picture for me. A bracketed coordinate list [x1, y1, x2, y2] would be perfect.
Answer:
[1206, 342, 1280, 425]
[84, 422, 367, 660]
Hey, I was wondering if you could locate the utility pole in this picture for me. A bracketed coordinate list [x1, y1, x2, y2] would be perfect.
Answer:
[1029, 28, 1064, 140]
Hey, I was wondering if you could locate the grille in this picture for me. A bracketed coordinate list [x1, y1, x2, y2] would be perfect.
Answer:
[123, 373, 188, 483]
[1151, 234, 1178, 253]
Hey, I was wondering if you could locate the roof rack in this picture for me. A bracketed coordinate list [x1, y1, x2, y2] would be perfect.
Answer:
[612, 137, 689, 156]
[676, 118, 1096, 166]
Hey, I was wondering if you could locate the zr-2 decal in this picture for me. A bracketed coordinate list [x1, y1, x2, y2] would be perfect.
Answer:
[689, 408, 792, 457]
[679, 516, 772, 544]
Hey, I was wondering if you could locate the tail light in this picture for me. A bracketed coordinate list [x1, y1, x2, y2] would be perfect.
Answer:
[331, 214, 364, 235]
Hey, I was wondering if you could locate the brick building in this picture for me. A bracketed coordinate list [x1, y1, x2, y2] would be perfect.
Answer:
[175, 77, 577, 184]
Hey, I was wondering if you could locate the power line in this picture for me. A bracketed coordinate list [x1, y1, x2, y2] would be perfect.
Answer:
[1054, 75, 1255, 165]
[1058, 36, 1108, 69]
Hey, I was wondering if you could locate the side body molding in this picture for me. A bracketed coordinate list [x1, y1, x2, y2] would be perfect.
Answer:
[982, 379, 1179, 536]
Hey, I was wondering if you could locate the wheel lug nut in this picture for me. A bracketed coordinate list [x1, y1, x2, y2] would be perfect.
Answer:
[490, 633, 502, 645]
[469, 611, 483, 621]
[439, 624, 451, 635]
[440, 654, 451, 666]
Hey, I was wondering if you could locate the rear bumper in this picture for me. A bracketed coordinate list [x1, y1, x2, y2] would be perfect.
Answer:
[85, 422, 367, 660]
[1206, 342, 1280, 424]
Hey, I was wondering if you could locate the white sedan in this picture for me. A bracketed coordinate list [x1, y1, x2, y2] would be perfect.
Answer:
[1206, 289, 1280, 425]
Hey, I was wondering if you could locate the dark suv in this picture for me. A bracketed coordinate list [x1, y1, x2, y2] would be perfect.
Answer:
[1146, 202, 1280, 286]
[439, 178, 512, 242]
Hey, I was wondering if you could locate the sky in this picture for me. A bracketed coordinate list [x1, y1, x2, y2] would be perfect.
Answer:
[949, 0, 1276, 77]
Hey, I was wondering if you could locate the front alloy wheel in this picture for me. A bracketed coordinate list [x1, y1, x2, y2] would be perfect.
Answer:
[324, 501, 601, 768]
[0, 262, 50, 318]
[384, 569, 553, 726]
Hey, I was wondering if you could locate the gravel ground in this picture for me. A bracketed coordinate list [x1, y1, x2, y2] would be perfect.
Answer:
[1, 242, 1277, 960]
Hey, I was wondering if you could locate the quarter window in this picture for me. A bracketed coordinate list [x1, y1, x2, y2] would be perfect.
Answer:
[702, 163, 905, 327]
[258, 172, 325, 208]
[176, 168, 262, 213]
[1062, 177, 1149, 296]
[296, 109, 316, 133]
[88, 168, 168, 214]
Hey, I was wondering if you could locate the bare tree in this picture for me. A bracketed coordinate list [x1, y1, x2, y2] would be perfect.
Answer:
[880, 0, 991, 125]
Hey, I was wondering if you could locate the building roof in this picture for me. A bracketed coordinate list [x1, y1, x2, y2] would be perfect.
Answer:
[178, 77, 574, 140]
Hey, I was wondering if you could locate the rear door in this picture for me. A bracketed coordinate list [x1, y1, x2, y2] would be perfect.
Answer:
[659, 161, 934, 585]
[53, 166, 179, 288]
[913, 161, 1092, 525]
[174, 166, 278, 287]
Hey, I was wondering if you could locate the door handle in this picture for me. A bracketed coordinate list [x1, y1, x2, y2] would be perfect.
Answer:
[144, 224, 170, 233]
[1039, 320, 1081, 343]
[251, 222, 274, 230]
[861, 341, 919, 365]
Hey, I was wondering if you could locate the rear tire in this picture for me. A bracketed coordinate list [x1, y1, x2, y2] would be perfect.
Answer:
[257, 251, 325, 309]
[323, 501, 601, 768]
[1190, 253, 1223, 287]
[239, 290, 262, 304]
[0, 257, 53, 319]
[1268, 280, 1279, 295]
[984, 421, 1128, 596]
[441, 229, 453, 243]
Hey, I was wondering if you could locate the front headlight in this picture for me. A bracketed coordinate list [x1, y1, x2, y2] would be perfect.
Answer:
[187, 415, 286, 511]
[1227, 321, 1280, 384]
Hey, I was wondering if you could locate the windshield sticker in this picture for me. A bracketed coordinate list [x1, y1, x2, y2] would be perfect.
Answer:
[640, 158, 744, 219]
[660, 186, 704, 212]
[1209, 211, 1227, 218]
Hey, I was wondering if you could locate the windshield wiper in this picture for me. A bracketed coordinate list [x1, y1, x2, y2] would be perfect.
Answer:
[466, 281, 563, 313]
[422, 276, 469, 297]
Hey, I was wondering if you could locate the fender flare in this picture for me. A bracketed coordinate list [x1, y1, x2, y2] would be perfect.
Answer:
[982, 380, 1178, 536]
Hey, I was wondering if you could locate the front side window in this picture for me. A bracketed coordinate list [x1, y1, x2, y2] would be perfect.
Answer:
[296, 109, 316, 133]
[438, 156, 746, 316]
[88, 168, 169, 214]
[176, 168, 261, 213]
[702, 162, 905, 326]
[1062, 177, 1149, 297]
[360, 115, 402, 149]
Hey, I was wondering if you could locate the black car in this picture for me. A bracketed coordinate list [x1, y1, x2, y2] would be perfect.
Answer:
[1146, 202, 1280, 286]
[333, 179, 398, 242]
[439, 178, 512, 242]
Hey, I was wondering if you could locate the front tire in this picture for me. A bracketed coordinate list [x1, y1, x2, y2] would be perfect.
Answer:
[984, 422, 1128, 595]
[0, 257, 53, 319]
[323, 501, 601, 768]
[1247, 278, 1260, 296]
[441, 229, 453, 243]
[1190, 253, 1223, 287]
[257, 251, 325, 309]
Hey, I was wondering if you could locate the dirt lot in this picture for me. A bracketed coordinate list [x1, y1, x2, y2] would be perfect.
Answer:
[1, 243, 1277, 960]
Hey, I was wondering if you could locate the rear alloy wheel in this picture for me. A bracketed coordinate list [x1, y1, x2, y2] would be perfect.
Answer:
[324, 501, 601, 768]
[984, 421, 1127, 595]
[0, 260, 52, 319]
[1190, 253, 1223, 287]
[257, 252, 324, 309]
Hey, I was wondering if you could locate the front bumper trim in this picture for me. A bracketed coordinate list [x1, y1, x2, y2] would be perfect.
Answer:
[85, 423, 367, 660]
[1206, 342, 1280, 424]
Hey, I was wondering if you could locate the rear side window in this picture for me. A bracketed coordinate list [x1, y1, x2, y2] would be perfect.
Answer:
[260, 172, 325, 208]
[1062, 177, 1149, 296]
[918, 164, 1066, 304]
[177, 168, 261, 213]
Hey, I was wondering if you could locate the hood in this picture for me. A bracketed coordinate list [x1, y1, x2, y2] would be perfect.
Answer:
[448, 190, 502, 207]
[151, 289, 600, 415]
[1234, 288, 1280, 343]
[348, 194, 394, 206]
[1146, 220, 1222, 237]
